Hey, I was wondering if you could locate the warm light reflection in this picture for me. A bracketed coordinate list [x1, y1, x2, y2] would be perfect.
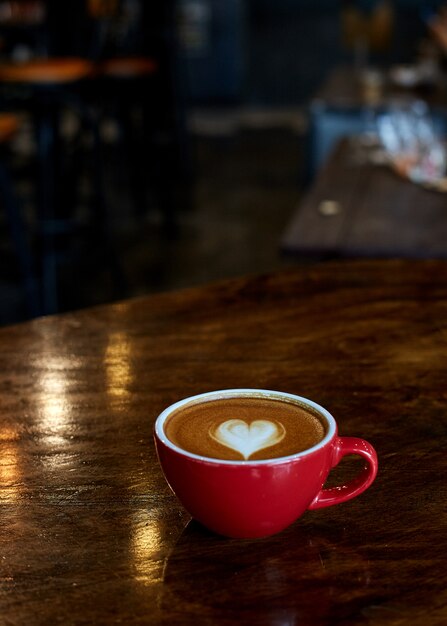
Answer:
[36, 355, 73, 447]
[0, 426, 19, 442]
[0, 433, 21, 502]
[104, 331, 133, 403]
[131, 509, 164, 583]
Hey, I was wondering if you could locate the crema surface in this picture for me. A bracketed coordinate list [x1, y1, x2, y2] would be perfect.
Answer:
[164, 397, 326, 461]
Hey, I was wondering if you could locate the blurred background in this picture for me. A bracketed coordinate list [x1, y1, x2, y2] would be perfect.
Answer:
[0, 0, 444, 324]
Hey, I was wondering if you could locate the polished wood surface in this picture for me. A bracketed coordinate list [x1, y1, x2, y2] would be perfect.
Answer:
[282, 138, 447, 259]
[1, 259, 447, 624]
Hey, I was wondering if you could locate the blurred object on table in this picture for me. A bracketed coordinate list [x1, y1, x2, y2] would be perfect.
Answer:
[388, 37, 441, 93]
[377, 99, 447, 191]
[308, 63, 447, 180]
[389, 63, 436, 89]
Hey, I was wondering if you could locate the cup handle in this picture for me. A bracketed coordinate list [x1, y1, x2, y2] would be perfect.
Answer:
[308, 437, 378, 510]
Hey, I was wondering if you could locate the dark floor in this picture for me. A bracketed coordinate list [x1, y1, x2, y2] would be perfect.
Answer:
[0, 110, 306, 326]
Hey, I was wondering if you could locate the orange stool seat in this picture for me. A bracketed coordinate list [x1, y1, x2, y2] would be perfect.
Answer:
[0, 113, 20, 143]
[0, 58, 93, 84]
[98, 56, 157, 79]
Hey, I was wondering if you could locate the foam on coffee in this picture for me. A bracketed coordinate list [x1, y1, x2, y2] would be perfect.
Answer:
[164, 396, 327, 461]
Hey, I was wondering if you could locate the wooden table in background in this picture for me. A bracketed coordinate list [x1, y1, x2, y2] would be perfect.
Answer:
[1, 259, 447, 625]
[282, 138, 447, 259]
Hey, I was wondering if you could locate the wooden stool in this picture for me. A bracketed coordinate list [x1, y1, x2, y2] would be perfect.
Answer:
[99, 56, 157, 79]
[96, 56, 157, 216]
[0, 58, 96, 314]
[0, 113, 39, 318]
[95, 55, 177, 233]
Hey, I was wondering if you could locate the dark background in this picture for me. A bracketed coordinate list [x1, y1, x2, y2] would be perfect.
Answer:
[0, 0, 440, 325]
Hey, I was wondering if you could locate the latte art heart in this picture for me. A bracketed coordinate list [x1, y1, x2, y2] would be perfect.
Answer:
[210, 419, 285, 460]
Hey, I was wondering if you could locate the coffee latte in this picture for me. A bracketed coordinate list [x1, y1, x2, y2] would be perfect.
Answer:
[164, 396, 327, 461]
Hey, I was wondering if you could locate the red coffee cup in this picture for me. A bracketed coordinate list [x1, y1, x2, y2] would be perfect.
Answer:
[154, 389, 378, 539]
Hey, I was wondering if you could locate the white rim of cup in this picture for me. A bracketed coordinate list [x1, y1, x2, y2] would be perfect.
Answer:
[154, 389, 336, 465]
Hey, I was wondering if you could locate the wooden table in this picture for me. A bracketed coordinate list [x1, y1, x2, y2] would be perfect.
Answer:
[2, 259, 447, 625]
[282, 138, 447, 259]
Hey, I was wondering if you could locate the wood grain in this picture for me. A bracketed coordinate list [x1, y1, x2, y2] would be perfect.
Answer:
[1, 259, 446, 625]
